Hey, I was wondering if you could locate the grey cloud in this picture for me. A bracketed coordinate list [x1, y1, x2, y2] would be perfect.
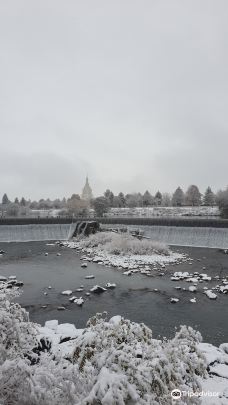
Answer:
[0, 0, 228, 199]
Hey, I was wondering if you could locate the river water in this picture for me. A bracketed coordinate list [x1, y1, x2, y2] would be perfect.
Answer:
[0, 241, 227, 345]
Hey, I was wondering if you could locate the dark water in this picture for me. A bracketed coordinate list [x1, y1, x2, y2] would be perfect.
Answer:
[0, 241, 227, 345]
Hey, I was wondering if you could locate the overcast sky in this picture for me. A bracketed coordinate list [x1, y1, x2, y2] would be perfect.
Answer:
[0, 0, 228, 200]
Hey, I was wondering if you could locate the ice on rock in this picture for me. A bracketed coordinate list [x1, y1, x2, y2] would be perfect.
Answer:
[189, 286, 197, 292]
[0, 276, 7, 282]
[57, 306, 66, 310]
[190, 298, 196, 303]
[8, 275, 16, 280]
[81, 263, 88, 268]
[85, 275, 95, 279]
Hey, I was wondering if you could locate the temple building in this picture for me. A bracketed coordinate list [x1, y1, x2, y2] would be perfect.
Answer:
[81, 176, 93, 202]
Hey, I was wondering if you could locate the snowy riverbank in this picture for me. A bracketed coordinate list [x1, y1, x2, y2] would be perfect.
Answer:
[0, 281, 228, 404]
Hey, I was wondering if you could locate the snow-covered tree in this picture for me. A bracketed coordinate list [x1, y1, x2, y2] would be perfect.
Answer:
[161, 192, 171, 206]
[172, 187, 185, 206]
[203, 187, 215, 206]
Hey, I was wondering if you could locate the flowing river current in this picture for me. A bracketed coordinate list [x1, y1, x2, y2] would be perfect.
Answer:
[0, 241, 228, 345]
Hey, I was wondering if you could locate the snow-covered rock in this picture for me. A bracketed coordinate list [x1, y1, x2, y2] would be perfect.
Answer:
[74, 297, 84, 306]
[170, 298, 179, 303]
[105, 282, 116, 289]
[61, 290, 72, 296]
[210, 364, 228, 379]
[90, 285, 107, 293]
[205, 290, 217, 300]
[189, 286, 197, 292]
[69, 296, 77, 302]
[45, 320, 58, 331]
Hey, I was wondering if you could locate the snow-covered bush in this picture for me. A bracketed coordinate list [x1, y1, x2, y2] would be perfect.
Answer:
[0, 282, 37, 364]
[79, 231, 169, 256]
[71, 313, 206, 404]
[0, 284, 207, 404]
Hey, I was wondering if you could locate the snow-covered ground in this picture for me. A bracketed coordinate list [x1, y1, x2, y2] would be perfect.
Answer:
[104, 206, 220, 218]
[0, 281, 228, 404]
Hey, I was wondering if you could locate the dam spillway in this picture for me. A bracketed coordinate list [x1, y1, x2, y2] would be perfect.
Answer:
[0, 223, 77, 242]
[102, 224, 228, 249]
[0, 217, 228, 248]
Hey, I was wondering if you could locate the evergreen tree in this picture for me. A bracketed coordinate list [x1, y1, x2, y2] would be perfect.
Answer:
[20, 197, 27, 206]
[2, 194, 10, 205]
[172, 187, 185, 206]
[154, 191, 162, 206]
[14, 197, 19, 204]
[203, 187, 215, 206]
[185, 185, 201, 206]
[142, 191, 153, 206]
[118, 192, 126, 207]
[216, 188, 228, 218]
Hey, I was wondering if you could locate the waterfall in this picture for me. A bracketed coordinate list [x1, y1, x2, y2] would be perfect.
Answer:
[0, 223, 77, 242]
[102, 224, 228, 249]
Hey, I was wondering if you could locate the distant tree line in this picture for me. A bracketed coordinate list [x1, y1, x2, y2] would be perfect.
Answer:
[91, 185, 219, 216]
[1, 184, 228, 218]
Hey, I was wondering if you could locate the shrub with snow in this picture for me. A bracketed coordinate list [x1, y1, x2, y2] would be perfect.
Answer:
[79, 231, 169, 256]
[0, 283, 207, 404]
